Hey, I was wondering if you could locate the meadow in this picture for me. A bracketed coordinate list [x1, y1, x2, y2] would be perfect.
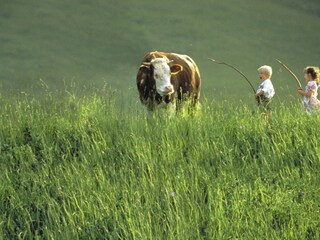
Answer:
[0, 88, 320, 239]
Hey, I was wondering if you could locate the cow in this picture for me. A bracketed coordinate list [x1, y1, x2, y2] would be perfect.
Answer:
[136, 51, 201, 111]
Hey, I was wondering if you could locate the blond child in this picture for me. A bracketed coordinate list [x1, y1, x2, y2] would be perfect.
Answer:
[255, 65, 275, 111]
[297, 67, 320, 112]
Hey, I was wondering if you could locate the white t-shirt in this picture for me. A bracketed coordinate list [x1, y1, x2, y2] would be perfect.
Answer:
[256, 79, 275, 99]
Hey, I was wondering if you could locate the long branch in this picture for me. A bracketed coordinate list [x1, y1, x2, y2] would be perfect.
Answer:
[208, 58, 256, 94]
[276, 59, 302, 88]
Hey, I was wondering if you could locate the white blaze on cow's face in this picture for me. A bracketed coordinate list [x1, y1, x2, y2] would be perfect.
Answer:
[151, 58, 174, 96]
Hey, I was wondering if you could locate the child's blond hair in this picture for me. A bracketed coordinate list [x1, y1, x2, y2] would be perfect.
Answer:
[258, 65, 272, 78]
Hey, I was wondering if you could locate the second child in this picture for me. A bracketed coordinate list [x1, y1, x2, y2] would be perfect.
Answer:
[297, 67, 320, 112]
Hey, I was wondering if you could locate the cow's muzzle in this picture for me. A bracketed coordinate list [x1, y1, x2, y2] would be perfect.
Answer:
[158, 86, 174, 96]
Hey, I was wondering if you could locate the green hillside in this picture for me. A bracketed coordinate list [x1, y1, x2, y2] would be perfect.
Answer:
[0, 0, 319, 102]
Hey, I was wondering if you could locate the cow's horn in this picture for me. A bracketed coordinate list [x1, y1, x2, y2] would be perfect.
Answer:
[142, 62, 151, 66]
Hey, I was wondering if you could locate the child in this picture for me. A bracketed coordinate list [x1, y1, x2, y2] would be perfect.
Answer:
[255, 65, 275, 111]
[297, 67, 320, 112]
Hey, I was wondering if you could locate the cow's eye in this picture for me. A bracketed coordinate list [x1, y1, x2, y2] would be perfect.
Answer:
[154, 74, 159, 78]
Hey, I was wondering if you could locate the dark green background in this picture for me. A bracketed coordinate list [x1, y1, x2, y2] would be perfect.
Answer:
[1, 0, 319, 102]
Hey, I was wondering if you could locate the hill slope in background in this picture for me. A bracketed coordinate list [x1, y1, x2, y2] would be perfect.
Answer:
[0, 0, 319, 102]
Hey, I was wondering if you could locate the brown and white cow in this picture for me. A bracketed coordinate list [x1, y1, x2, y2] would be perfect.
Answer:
[136, 51, 201, 111]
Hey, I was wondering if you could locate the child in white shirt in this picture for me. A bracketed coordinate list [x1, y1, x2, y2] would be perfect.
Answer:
[255, 65, 275, 111]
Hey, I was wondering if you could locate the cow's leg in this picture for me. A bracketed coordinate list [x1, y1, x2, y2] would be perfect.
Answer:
[147, 102, 155, 111]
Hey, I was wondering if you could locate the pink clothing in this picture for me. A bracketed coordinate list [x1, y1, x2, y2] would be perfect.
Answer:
[303, 81, 320, 111]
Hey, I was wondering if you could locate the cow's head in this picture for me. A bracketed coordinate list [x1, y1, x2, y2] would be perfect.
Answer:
[140, 57, 183, 96]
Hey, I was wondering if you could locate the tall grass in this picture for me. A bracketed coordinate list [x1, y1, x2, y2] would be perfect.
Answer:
[0, 89, 319, 239]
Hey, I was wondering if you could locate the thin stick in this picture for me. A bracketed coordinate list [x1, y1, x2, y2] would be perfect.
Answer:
[276, 59, 302, 88]
[208, 58, 256, 94]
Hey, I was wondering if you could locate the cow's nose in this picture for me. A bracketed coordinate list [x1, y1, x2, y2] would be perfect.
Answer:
[165, 85, 174, 93]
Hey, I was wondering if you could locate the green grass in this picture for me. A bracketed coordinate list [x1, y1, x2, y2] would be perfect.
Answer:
[1, 89, 320, 239]
[1, 1, 320, 238]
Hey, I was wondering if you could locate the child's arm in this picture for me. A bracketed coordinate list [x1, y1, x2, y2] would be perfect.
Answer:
[255, 90, 263, 103]
[297, 87, 313, 97]
[255, 90, 264, 97]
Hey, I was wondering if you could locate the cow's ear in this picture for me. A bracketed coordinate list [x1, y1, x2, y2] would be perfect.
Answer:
[170, 64, 183, 75]
[139, 64, 150, 72]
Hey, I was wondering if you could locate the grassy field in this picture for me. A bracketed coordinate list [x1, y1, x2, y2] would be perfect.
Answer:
[1, 1, 320, 239]
[0, 89, 320, 239]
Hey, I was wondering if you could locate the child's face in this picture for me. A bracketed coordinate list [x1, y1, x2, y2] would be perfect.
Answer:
[304, 73, 312, 82]
[259, 72, 269, 81]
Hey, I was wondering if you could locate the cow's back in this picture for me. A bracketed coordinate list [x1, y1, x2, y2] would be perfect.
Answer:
[166, 52, 201, 102]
